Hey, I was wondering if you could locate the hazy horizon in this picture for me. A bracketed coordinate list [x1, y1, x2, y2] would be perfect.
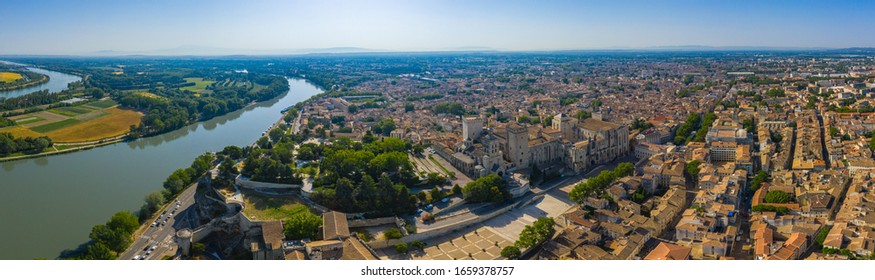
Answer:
[2, 0, 874, 55]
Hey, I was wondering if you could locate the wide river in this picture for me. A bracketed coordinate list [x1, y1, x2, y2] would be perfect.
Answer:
[0, 77, 322, 259]
[0, 61, 82, 98]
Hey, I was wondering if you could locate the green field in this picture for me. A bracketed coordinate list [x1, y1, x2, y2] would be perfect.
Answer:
[87, 99, 118, 109]
[241, 191, 312, 221]
[30, 119, 81, 133]
[180, 78, 214, 92]
[14, 117, 44, 125]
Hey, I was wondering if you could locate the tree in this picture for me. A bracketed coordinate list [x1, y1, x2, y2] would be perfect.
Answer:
[462, 174, 511, 203]
[515, 217, 555, 248]
[764, 190, 792, 204]
[451, 184, 462, 195]
[191, 242, 206, 255]
[394, 243, 409, 254]
[384, 228, 403, 240]
[426, 172, 447, 187]
[569, 163, 632, 203]
[141, 191, 167, 221]
[686, 160, 701, 178]
[83, 242, 116, 260]
[283, 212, 322, 240]
[575, 110, 592, 120]
[501, 246, 522, 259]
[108, 211, 140, 234]
[409, 240, 425, 251]
[750, 171, 769, 192]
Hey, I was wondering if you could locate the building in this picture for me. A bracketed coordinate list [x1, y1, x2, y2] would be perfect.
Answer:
[644, 242, 691, 260]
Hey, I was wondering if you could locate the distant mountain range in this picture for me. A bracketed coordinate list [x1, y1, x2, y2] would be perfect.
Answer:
[53, 45, 875, 57]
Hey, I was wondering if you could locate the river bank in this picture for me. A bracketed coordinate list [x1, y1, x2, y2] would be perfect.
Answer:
[0, 77, 323, 259]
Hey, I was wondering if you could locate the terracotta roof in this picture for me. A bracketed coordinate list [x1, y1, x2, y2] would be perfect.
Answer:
[323, 211, 350, 240]
[644, 242, 691, 260]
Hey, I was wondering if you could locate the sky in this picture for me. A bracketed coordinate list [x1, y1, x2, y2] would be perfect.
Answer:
[1, 0, 874, 55]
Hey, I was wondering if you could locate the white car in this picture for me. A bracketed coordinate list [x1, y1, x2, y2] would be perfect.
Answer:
[132, 255, 141, 260]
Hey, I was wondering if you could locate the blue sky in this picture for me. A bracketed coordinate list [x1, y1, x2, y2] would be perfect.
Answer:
[1, 0, 873, 54]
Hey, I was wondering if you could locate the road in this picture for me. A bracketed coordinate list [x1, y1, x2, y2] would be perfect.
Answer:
[119, 182, 200, 260]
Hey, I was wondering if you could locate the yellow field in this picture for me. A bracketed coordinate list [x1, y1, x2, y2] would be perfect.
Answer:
[2, 108, 142, 143]
[0, 72, 23, 83]
[45, 108, 142, 142]
[0, 126, 43, 138]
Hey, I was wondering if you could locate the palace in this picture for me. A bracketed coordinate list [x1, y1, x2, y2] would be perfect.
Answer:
[444, 113, 630, 179]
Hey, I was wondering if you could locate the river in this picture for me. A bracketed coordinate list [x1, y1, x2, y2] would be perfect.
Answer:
[0, 61, 82, 99]
[0, 77, 322, 259]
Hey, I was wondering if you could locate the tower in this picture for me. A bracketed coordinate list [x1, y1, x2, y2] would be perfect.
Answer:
[552, 113, 576, 141]
[506, 123, 531, 168]
[462, 117, 484, 142]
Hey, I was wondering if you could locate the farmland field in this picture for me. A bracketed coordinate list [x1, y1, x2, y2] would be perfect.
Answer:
[50, 106, 93, 116]
[0, 72, 23, 83]
[2, 107, 142, 143]
[0, 126, 43, 138]
[45, 108, 141, 142]
[86, 99, 118, 109]
[30, 119, 81, 133]
[13, 116, 44, 125]
[180, 77, 214, 92]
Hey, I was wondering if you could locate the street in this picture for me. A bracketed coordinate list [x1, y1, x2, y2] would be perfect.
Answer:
[119, 182, 200, 260]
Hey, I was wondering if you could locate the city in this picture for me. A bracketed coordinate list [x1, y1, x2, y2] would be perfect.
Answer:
[1, 0, 874, 279]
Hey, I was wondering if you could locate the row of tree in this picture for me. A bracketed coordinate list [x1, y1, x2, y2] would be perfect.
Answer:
[501, 217, 557, 259]
[66, 211, 139, 260]
[0, 132, 52, 156]
[568, 162, 634, 203]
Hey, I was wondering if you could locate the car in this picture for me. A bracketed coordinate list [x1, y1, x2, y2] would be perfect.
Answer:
[162, 221, 167, 225]
[151, 245, 158, 251]
[132, 255, 141, 260]
[151, 222, 157, 227]
[168, 213, 173, 218]
[145, 251, 150, 256]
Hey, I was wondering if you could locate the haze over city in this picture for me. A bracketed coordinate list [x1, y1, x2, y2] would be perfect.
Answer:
[2, 0, 874, 55]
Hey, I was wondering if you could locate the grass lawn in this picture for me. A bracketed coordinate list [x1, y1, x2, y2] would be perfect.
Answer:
[0, 72, 23, 83]
[87, 99, 118, 109]
[180, 78, 214, 92]
[30, 119, 81, 133]
[241, 191, 313, 221]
